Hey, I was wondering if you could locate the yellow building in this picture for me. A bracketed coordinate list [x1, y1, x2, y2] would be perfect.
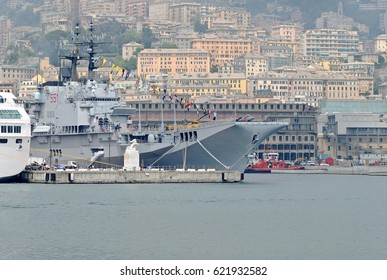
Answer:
[375, 34, 387, 53]
[137, 49, 211, 79]
[169, 83, 230, 97]
[122, 42, 143, 60]
[192, 38, 252, 66]
[170, 73, 247, 95]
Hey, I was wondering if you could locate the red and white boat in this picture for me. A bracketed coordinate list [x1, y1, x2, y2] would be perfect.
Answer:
[245, 152, 305, 173]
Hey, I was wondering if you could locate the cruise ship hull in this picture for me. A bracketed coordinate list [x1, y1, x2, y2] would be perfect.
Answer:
[0, 92, 31, 182]
[0, 136, 30, 182]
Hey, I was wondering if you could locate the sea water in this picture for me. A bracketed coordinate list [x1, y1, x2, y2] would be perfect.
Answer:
[0, 174, 386, 260]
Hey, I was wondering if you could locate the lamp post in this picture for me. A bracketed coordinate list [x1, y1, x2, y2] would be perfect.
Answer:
[108, 130, 111, 166]
[48, 122, 53, 168]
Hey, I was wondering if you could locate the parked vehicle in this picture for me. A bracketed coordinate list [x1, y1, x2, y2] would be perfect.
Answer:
[64, 161, 78, 169]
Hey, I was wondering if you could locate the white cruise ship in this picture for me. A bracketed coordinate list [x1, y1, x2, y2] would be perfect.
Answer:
[0, 92, 31, 182]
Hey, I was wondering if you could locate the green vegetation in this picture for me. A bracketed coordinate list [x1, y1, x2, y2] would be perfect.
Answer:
[29, 30, 70, 66]
[194, 15, 208, 33]
[112, 57, 131, 70]
[0, 5, 40, 27]
[11, 6, 40, 27]
[159, 42, 178, 49]
[141, 25, 155, 48]
[127, 57, 137, 70]
[376, 55, 386, 69]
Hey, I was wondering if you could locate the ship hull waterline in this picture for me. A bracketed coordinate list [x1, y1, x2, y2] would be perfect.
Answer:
[30, 122, 287, 172]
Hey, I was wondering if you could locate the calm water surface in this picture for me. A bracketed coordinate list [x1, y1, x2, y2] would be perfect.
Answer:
[0, 174, 386, 260]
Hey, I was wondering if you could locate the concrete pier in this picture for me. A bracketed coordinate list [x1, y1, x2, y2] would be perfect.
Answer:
[269, 166, 387, 176]
[21, 169, 244, 184]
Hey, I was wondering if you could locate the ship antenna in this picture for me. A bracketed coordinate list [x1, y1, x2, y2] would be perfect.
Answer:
[87, 20, 97, 80]
[59, 23, 86, 82]
[85, 20, 110, 81]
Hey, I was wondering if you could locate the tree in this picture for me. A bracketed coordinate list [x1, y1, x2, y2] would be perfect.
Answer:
[133, 47, 143, 56]
[127, 57, 137, 70]
[376, 55, 386, 69]
[194, 20, 208, 33]
[6, 52, 19, 64]
[12, 7, 40, 27]
[159, 42, 178, 49]
[141, 25, 155, 48]
[111, 30, 141, 55]
[30, 30, 71, 66]
[210, 66, 218, 73]
[112, 57, 131, 70]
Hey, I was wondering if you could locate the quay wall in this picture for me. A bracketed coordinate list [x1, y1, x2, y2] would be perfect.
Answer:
[21, 170, 243, 184]
[271, 166, 387, 175]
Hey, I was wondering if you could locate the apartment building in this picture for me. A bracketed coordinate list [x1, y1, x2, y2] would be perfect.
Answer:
[315, 11, 368, 32]
[169, 83, 230, 97]
[173, 34, 199, 49]
[260, 45, 293, 57]
[205, 7, 250, 28]
[258, 115, 317, 161]
[122, 42, 143, 61]
[250, 70, 364, 107]
[82, 1, 119, 20]
[317, 112, 387, 160]
[266, 39, 300, 59]
[271, 23, 298, 42]
[375, 34, 387, 53]
[19, 79, 41, 100]
[302, 29, 360, 58]
[137, 49, 211, 79]
[149, 0, 178, 20]
[244, 54, 267, 77]
[329, 62, 375, 78]
[122, 0, 148, 20]
[0, 65, 36, 83]
[169, 73, 247, 95]
[192, 38, 252, 66]
[0, 16, 12, 49]
[169, 3, 202, 24]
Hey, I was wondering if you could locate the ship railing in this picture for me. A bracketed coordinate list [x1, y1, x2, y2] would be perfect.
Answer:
[119, 119, 235, 135]
[142, 165, 219, 171]
[71, 166, 220, 172]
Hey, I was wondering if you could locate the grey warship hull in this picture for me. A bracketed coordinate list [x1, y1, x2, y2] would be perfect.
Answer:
[30, 120, 287, 172]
